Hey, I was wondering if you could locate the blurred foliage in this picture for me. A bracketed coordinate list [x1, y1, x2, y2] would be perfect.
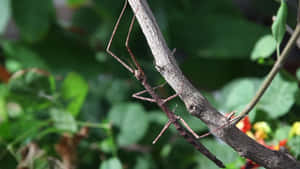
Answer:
[0, 0, 300, 169]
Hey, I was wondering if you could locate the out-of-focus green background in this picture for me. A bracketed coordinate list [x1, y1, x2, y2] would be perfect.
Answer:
[0, 0, 300, 169]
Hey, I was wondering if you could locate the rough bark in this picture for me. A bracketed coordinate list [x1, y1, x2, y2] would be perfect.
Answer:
[127, 0, 300, 168]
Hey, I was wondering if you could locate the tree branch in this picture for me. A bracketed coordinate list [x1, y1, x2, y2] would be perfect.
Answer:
[127, 0, 300, 168]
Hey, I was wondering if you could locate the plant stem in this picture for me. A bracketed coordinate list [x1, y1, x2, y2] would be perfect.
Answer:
[233, 24, 300, 124]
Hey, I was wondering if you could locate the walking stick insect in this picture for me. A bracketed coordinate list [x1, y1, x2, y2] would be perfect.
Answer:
[106, 0, 225, 167]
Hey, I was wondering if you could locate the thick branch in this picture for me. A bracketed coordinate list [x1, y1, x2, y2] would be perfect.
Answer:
[127, 0, 300, 168]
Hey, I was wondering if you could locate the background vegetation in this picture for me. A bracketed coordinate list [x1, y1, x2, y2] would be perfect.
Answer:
[0, 0, 300, 169]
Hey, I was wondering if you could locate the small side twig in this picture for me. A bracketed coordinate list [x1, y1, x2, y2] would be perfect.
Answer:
[231, 24, 300, 125]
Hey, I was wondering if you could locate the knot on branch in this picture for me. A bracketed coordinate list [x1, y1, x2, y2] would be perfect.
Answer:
[155, 64, 165, 74]
[187, 104, 204, 116]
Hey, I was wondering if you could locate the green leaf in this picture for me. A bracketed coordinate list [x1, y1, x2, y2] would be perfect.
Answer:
[225, 79, 256, 111]
[225, 157, 245, 169]
[8, 70, 54, 112]
[296, 68, 300, 80]
[148, 110, 168, 125]
[33, 157, 49, 169]
[193, 15, 267, 59]
[257, 72, 298, 119]
[61, 72, 88, 117]
[49, 75, 56, 93]
[108, 103, 149, 146]
[50, 108, 78, 133]
[12, 0, 53, 42]
[100, 157, 122, 169]
[2, 41, 48, 71]
[0, 121, 12, 141]
[9, 71, 52, 93]
[216, 78, 259, 121]
[134, 156, 151, 169]
[251, 34, 277, 60]
[95, 52, 108, 63]
[0, 0, 11, 34]
[295, 90, 300, 106]
[105, 79, 129, 104]
[160, 144, 172, 158]
[71, 7, 101, 35]
[67, 0, 86, 7]
[274, 125, 290, 141]
[272, 0, 288, 45]
[196, 139, 239, 169]
[0, 85, 8, 121]
[117, 109, 148, 146]
[7, 102, 22, 118]
[6, 114, 42, 142]
[99, 137, 115, 154]
[172, 103, 207, 131]
[288, 136, 300, 159]
[0, 97, 7, 121]
[87, 77, 129, 103]
[5, 59, 22, 72]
